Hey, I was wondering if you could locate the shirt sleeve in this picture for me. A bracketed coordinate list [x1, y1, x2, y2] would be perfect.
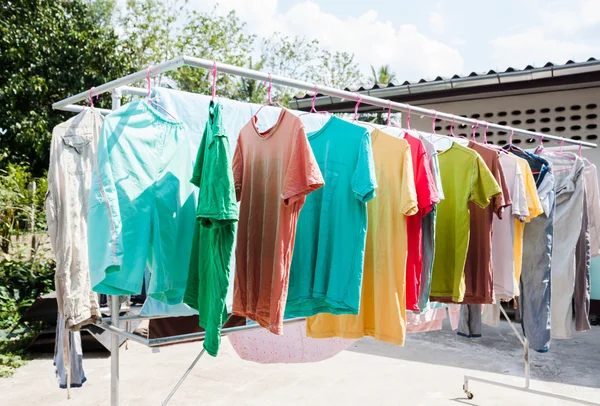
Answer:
[431, 153, 445, 201]
[512, 162, 529, 221]
[401, 144, 419, 216]
[414, 143, 440, 215]
[492, 155, 511, 219]
[232, 137, 243, 202]
[200, 131, 239, 228]
[351, 132, 378, 203]
[281, 125, 324, 206]
[586, 166, 600, 257]
[190, 127, 208, 187]
[523, 164, 544, 222]
[470, 154, 502, 209]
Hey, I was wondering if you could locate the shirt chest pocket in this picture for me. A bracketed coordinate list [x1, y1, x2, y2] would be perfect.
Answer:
[61, 136, 93, 175]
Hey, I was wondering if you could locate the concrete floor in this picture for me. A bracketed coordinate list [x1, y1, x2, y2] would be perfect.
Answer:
[2, 321, 599, 406]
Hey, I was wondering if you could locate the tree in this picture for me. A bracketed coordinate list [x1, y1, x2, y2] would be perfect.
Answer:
[311, 50, 363, 89]
[0, 0, 136, 176]
[370, 64, 397, 86]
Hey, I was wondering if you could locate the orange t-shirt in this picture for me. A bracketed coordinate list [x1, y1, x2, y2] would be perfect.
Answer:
[232, 109, 324, 334]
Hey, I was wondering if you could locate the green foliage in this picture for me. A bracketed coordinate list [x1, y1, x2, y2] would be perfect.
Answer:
[0, 328, 38, 377]
[0, 164, 48, 254]
[0, 0, 136, 176]
[370, 64, 397, 86]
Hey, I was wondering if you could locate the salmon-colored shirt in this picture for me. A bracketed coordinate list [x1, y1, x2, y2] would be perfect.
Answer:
[232, 109, 324, 334]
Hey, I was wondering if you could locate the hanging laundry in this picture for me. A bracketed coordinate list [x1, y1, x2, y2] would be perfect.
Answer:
[183, 101, 238, 357]
[537, 149, 585, 340]
[285, 116, 377, 317]
[54, 314, 86, 390]
[417, 135, 445, 312]
[406, 306, 460, 333]
[491, 153, 528, 300]
[482, 153, 529, 327]
[46, 108, 102, 330]
[232, 109, 324, 334]
[88, 99, 197, 303]
[306, 129, 417, 345]
[228, 320, 356, 364]
[575, 163, 600, 332]
[403, 133, 440, 312]
[510, 153, 544, 294]
[429, 142, 501, 303]
[504, 145, 554, 353]
[461, 141, 511, 305]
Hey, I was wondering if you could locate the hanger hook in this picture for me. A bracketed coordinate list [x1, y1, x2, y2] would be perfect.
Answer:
[146, 66, 152, 99]
[311, 84, 319, 113]
[386, 100, 392, 126]
[432, 111, 438, 135]
[472, 121, 479, 140]
[509, 128, 514, 145]
[560, 138, 564, 152]
[450, 116, 455, 137]
[267, 73, 273, 104]
[539, 133, 544, 146]
[89, 87, 94, 107]
[211, 61, 218, 100]
[483, 122, 489, 144]
[406, 107, 411, 129]
[353, 93, 362, 121]
[579, 142, 583, 157]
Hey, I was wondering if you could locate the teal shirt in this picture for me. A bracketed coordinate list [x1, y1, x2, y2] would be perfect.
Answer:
[285, 116, 377, 317]
[184, 101, 238, 357]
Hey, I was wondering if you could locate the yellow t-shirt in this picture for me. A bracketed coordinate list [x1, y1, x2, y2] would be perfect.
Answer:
[429, 142, 501, 303]
[511, 154, 543, 290]
[306, 129, 418, 346]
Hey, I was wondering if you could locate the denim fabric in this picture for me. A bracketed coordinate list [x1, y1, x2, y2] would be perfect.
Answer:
[538, 151, 585, 339]
[54, 314, 86, 389]
[457, 305, 482, 338]
[505, 146, 554, 353]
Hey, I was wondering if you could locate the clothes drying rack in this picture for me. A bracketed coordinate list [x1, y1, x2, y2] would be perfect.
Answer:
[52, 56, 599, 406]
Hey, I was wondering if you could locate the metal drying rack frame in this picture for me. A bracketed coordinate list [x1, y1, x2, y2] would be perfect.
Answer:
[52, 56, 599, 406]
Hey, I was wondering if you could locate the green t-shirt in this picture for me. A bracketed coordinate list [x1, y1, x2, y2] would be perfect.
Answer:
[429, 142, 501, 302]
[184, 101, 238, 357]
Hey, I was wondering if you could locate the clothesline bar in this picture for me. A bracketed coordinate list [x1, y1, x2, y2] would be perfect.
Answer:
[52, 55, 597, 148]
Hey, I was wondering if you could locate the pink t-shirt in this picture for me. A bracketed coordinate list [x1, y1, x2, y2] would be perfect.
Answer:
[404, 133, 439, 311]
[232, 109, 324, 334]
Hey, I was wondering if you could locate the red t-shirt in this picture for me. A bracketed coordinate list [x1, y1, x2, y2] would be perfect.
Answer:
[404, 133, 440, 311]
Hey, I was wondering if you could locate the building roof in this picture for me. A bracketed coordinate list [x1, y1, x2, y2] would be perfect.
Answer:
[291, 58, 600, 112]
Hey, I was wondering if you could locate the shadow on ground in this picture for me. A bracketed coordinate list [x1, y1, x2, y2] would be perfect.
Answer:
[346, 320, 600, 390]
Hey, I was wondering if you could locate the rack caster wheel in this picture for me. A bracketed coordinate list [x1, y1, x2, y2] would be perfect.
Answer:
[464, 391, 474, 400]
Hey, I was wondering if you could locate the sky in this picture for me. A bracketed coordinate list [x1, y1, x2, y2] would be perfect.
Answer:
[188, 0, 600, 83]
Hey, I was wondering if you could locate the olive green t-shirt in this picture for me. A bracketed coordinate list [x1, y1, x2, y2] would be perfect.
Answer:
[184, 101, 238, 357]
[429, 142, 501, 303]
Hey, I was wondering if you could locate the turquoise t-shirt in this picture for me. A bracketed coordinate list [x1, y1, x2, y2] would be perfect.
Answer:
[285, 116, 377, 317]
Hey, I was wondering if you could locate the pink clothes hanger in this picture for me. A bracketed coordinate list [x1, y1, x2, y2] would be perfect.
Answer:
[352, 93, 375, 129]
[145, 66, 178, 120]
[483, 122, 489, 144]
[89, 87, 95, 107]
[299, 84, 330, 117]
[471, 121, 479, 141]
[380, 100, 393, 128]
[253, 72, 286, 118]
[211, 60, 218, 101]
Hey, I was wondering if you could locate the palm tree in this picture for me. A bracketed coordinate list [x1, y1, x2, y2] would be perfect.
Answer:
[369, 65, 398, 124]
[370, 64, 397, 86]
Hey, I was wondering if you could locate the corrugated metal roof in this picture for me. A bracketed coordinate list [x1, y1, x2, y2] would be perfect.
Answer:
[293, 57, 599, 101]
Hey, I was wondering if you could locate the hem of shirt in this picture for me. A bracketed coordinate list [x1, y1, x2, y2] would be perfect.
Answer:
[429, 294, 463, 303]
[285, 296, 358, 318]
[459, 295, 494, 305]
[233, 309, 282, 335]
[67, 311, 97, 331]
[196, 211, 238, 222]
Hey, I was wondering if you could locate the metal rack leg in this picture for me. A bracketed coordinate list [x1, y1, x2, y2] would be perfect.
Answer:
[161, 348, 206, 406]
[110, 295, 120, 406]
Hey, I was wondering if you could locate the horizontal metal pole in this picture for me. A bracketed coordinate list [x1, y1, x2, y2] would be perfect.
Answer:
[51, 55, 595, 148]
[464, 376, 600, 405]
[59, 104, 113, 115]
[100, 313, 173, 323]
[99, 322, 150, 346]
[52, 57, 185, 109]
[181, 56, 596, 148]
[147, 317, 306, 347]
